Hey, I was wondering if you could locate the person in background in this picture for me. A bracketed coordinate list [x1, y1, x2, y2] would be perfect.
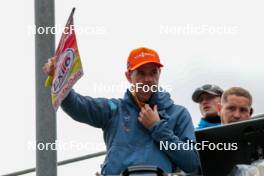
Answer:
[192, 84, 223, 129]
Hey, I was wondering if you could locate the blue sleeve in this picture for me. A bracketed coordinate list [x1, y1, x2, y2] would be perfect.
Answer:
[149, 108, 200, 173]
[61, 89, 118, 129]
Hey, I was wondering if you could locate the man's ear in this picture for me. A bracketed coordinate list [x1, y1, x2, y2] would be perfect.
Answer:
[158, 68, 161, 77]
[216, 103, 224, 123]
[216, 102, 222, 116]
[158, 68, 161, 74]
[250, 107, 254, 116]
[125, 71, 132, 83]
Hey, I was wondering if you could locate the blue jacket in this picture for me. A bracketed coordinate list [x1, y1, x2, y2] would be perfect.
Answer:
[61, 89, 199, 175]
[196, 117, 221, 130]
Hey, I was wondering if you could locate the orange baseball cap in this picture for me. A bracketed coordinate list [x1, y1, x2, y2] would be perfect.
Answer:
[127, 47, 164, 71]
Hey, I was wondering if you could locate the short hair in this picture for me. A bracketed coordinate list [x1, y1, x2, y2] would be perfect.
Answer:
[221, 87, 252, 106]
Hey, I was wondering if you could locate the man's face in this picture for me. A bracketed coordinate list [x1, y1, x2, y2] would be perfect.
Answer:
[220, 95, 252, 124]
[198, 93, 221, 118]
[126, 63, 161, 102]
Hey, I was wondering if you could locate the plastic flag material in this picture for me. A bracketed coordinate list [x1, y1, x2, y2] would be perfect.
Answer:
[45, 8, 83, 111]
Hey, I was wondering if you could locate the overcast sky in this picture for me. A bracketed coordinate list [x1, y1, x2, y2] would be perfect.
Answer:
[1, 0, 264, 175]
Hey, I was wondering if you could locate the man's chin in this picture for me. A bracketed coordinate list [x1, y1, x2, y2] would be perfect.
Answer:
[227, 120, 239, 124]
[137, 92, 153, 102]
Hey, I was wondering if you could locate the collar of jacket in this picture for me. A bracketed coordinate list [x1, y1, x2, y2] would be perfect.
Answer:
[202, 115, 221, 123]
[123, 88, 174, 111]
[130, 90, 146, 109]
[197, 117, 221, 129]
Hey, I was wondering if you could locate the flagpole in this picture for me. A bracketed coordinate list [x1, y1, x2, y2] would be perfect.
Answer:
[34, 0, 57, 175]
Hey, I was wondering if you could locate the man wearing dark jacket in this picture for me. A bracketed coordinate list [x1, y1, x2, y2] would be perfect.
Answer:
[43, 47, 199, 175]
[192, 84, 223, 129]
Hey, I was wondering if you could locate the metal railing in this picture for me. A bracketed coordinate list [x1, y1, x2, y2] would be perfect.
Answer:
[2, 151, 106, 176]
[253, 113, 264, 119]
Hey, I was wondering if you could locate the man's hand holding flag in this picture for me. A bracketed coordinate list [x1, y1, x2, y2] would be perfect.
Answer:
[43, 8, 83, 111]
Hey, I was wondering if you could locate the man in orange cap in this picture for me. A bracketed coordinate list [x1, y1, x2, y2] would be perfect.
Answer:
[43, 47, 199, 175]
